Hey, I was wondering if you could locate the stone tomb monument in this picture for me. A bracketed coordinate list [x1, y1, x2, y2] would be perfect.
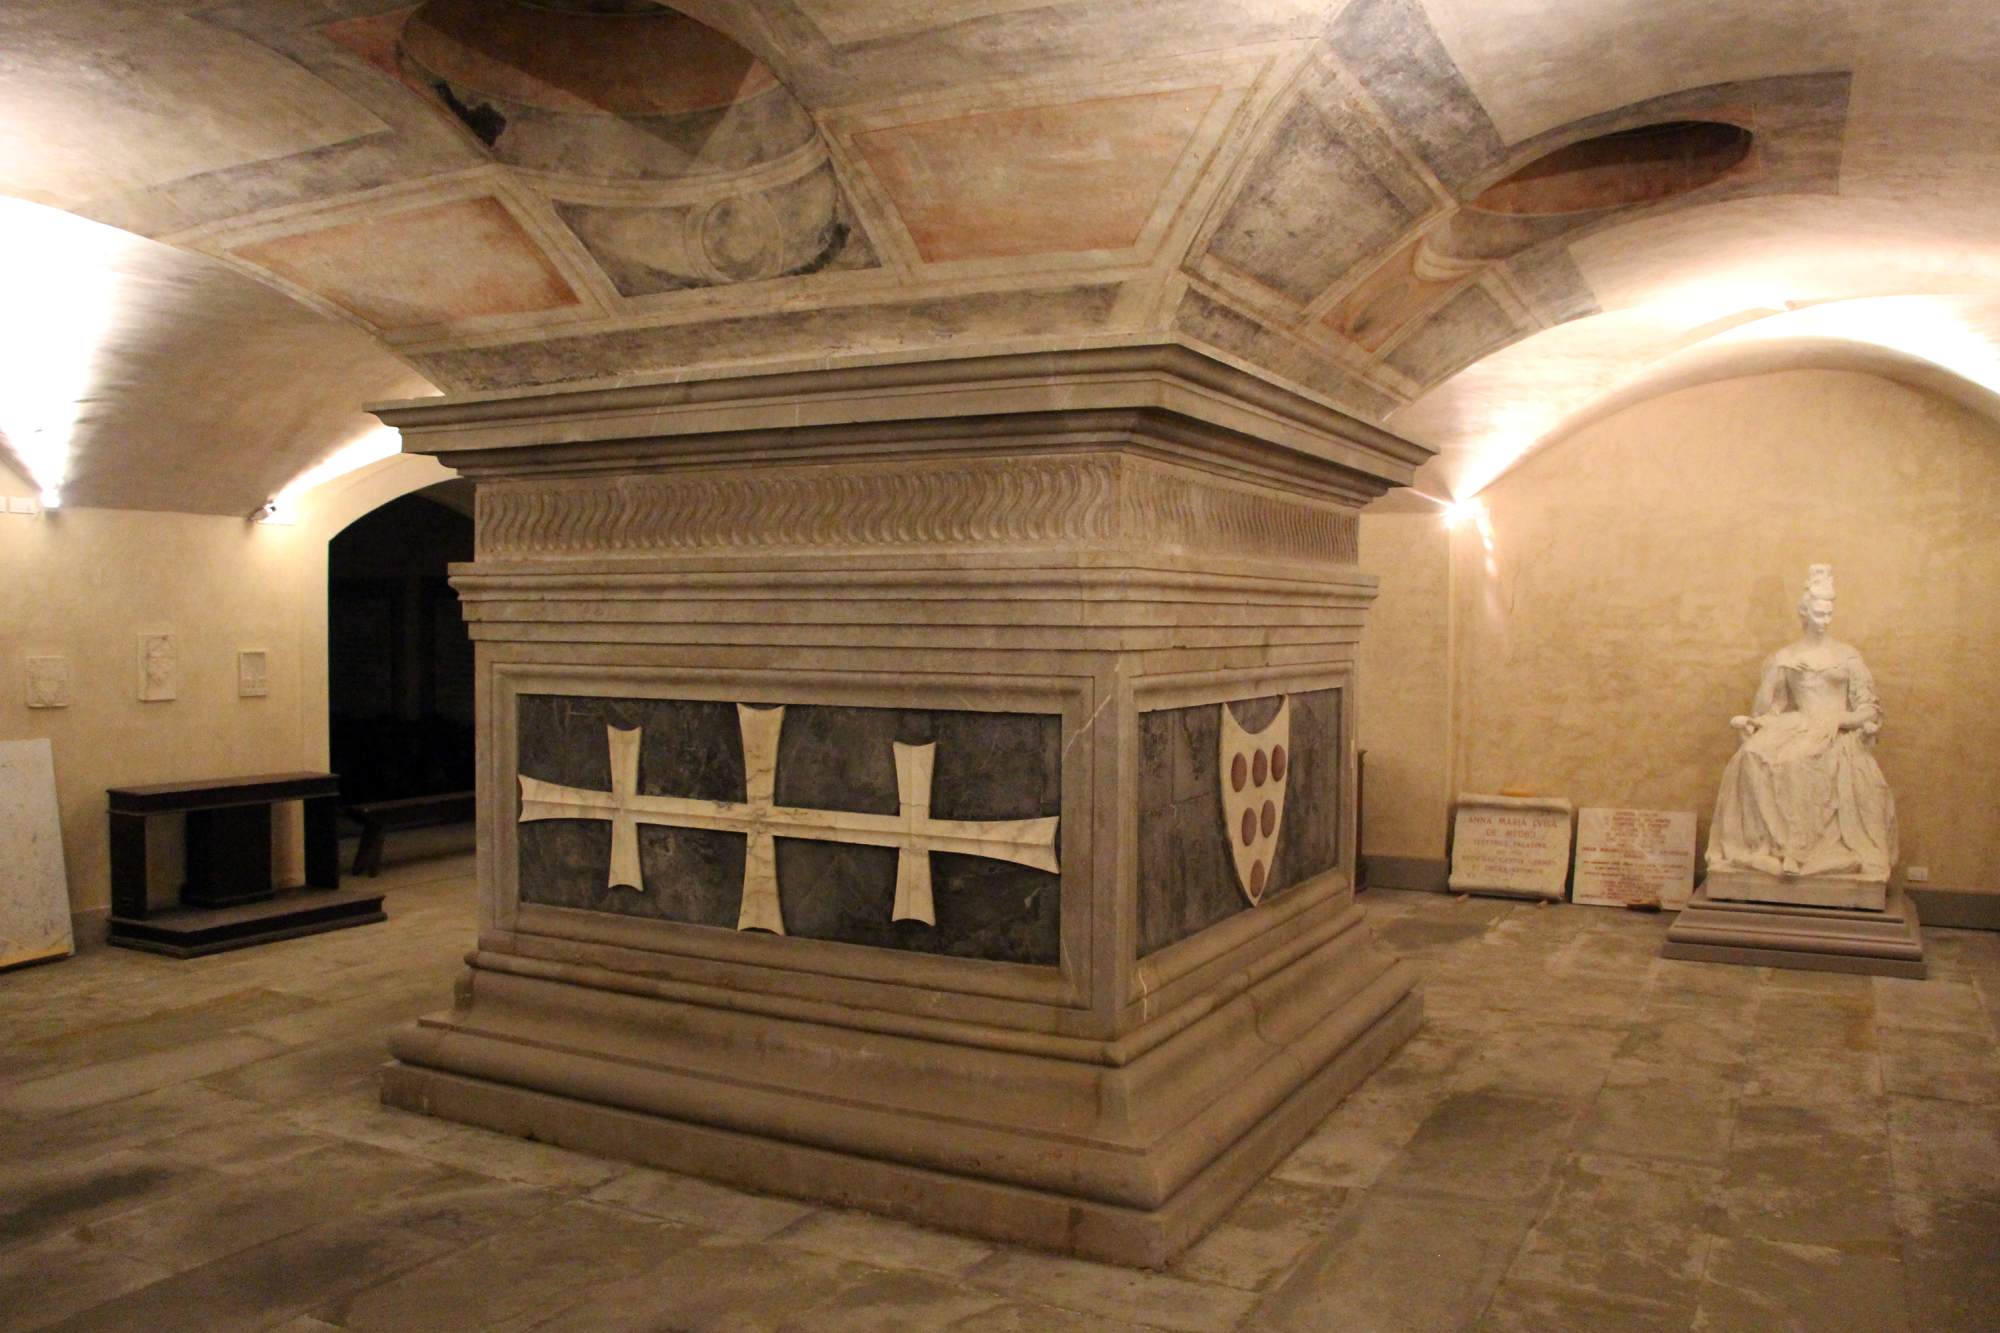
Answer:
[1666, 566, 1922, 976]
[1449, 794, 1573, 900]
[372, 346, 1427, 1265]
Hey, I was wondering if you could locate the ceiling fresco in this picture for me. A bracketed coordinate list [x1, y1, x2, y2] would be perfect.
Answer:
[0, 0, 1996, 509]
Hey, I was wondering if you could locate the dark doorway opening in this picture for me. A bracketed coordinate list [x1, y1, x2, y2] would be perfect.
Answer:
[328, 483, 475, 807]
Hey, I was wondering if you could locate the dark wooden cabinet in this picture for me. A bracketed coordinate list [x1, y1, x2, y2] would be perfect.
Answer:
[105, 773, 384, 957]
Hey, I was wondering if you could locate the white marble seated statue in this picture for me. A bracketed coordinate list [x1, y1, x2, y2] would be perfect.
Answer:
[1706, 565, 1898, 883]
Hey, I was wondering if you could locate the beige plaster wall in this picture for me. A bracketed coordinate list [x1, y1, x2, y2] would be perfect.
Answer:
[0, 496, 316, 921]
[1451, 369, 2000, 895]
[1356, 508, 1454, 863]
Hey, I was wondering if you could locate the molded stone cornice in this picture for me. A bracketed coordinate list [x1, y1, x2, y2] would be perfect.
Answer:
[372, 342, 1433, 502]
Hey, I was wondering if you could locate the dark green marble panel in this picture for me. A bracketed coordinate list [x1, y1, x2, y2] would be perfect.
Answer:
[1137, 689, 1341, 957]
[515, 694, 1061, 964]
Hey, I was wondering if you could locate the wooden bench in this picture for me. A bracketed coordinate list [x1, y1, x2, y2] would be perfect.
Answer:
[346, 791, 476, 877]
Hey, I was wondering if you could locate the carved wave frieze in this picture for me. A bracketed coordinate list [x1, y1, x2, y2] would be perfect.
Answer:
[476, 457, 1358, 564]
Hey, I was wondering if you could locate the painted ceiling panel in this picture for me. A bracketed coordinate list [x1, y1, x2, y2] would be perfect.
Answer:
[0, 3, 389, 208]
[230, 195, 583, 331]
[1419, 0, 1853, 145]
[0, 0, 1995, 511]
[854, 87, 1219, 263]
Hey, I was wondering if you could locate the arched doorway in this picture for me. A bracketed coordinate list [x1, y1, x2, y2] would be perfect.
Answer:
[327, 481, 475, 811]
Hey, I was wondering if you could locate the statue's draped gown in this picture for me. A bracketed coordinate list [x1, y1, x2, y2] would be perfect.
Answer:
[1707, 640, 1898, 880]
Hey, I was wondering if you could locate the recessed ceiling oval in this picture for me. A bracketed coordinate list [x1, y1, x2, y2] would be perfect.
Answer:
[404, 0, 775, 117]
[1470, 120, 1753, 216]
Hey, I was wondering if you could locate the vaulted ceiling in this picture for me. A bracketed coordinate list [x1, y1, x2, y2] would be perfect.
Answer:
[1, 0, 1996, 513]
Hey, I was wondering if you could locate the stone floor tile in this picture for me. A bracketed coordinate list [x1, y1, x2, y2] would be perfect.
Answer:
[1692, 1235, 1908, 1332]
[0, 1032, 289, 1118]
[1756, 965, 1875, 997]
[198, 1029, 397, 1106]
[1504, 1153, 1721, 1309]
[243, 979, 450, 1049]
[45, 1214, 456, 1333]
[1643, 955, 1764, 1011]
[968, 1247, 1258, 1333]
[770, 1207, 996, 1276]
[589, 1165, 818, 1240]
[1750, 990, 1876, 1054]
[1886, 1096, 2000, 1201]
[779, 1268, 1015, 1331]
[1577, 1064, 1736, 1166]
[1477, 1276, 1695, 1332]
[0, 987, 320, 1087]
[525, 1233, 875, 1333]
[360, 1168, 566, 1246]
[1358, 1020, 1479, 1096]
[323, 1201, 699, 1331]
[2, 861, 1990, 1332]
[142, 1116, 335, 1176]
[397, 1119, 632, 1191]
[278, 1086, 458, 1155]
[1738, 1040, 1884, 1106]
[1269, 1083, 1441, 1189]
[1164, 1178, 1349, 1291]
[0, 1081, 267, 1175]
[948, 1297, 1162, 1330]
[1450, 1023, 1624, 1103]
[1546, 927, 1673, 980]
[0, 1230, 176, 1333]
[1893, 1193, 2000, 1333]
[1872, 976, 1991, 1035]
[1374, 1090, 1578, 1201]
[1254, 1189, 1542, 1332]
[0, 1149, 218, 1252]
[1876, 1024, 2000, 1102]
[1714, 1099, 1897, 1249]
[83, 1140, 437, 1272]
[1615, 1007, 1755, 1075]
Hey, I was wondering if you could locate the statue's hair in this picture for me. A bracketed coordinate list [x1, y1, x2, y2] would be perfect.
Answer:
[1798, 563, 1835, 616]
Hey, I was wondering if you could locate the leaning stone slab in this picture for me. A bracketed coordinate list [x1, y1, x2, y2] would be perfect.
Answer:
[1448, 794, 1572, 901]
[1572, 808, 1695, 910]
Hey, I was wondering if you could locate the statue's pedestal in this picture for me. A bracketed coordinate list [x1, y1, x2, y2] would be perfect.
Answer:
[1705, 868, 1886, 912]
[1664, 883, 1924, 978]
[371, 346, 1426, 1265]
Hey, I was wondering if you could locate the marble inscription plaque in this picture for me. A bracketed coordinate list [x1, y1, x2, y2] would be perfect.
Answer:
[1573, 807, 1695, 910]
[1449, 794, 1572, 900]
[0, 739, 73, 969]
[1138, 689, 1341, 956]
[516, 694, 1062, 964]
[26, 656, 70, 708]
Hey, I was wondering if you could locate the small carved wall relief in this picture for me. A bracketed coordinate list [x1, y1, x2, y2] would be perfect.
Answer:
[238, 651, 269, 699]
[25, 656, 70, 709]
[138, 635, 176, 702]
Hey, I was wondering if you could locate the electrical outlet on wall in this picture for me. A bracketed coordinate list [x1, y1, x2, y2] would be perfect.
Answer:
[1905, 866, 1930, 883]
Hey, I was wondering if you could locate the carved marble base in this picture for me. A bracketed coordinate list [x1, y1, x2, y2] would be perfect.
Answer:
[1705, 869, 1887, 912]
[1663, 884, 1924, 978]
[384, 899, 1417, 1266]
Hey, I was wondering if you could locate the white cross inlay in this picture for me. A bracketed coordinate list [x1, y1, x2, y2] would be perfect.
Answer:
[519, 705, 1061, 934]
